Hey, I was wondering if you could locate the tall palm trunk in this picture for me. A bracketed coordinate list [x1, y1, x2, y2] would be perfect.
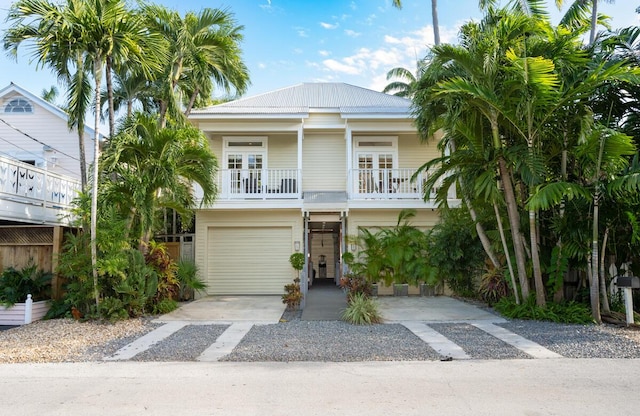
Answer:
[90, 57, 103, 314]
[490, 110, 529, 300]
[466, 197, 500, 269]
[184, 87, 200, 117]
[431, 0, 440, 45]
[498, 156, 529, 300]
[449, 137, 500, 269]
[600, 226, 611, 314]
[529, 206, 546, 306]
[106, 56, 116, 137]
[494, 202, 519, 304]
[589, 0, 598, 45]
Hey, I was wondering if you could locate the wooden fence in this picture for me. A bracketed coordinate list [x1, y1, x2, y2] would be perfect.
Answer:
[0, 225, 64, 298]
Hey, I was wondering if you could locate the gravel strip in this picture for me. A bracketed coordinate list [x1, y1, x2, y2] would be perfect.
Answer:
[498, 320, 640, 358]
[220, 321, 441, 362]
[131, 324, 229, 361]
[0, 318, 159, 363]
[429, 323, 531, 360]
[3, 315, 640, 363]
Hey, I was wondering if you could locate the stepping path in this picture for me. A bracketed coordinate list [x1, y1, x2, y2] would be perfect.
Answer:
[471, 321, 562, 359]
[104, 320, 562, 362]
[197, 322, 254, 362]
[104, 321, 187, 361]
[402, 322, 470, 360]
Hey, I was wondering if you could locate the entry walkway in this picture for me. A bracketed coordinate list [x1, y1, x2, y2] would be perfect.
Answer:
[301, 278, 346, 321]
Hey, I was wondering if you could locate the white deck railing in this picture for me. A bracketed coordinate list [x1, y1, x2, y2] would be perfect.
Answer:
[216, 168, 301, 200]
[0, 156, 80, 210]
[350, 168, 433, 199]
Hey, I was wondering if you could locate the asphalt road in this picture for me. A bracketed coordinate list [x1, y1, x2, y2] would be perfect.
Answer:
[2, 359, 639, 415]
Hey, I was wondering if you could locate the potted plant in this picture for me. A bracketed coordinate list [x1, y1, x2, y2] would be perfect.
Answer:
[0, 264, 52, 325]
[282, 253, 305, 310]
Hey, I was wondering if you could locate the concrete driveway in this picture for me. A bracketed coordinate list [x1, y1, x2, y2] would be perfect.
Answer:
[155, 294, 501, 324]
[155, 295, 286, 324]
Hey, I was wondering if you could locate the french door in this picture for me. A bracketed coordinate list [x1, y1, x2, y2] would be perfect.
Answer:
[227, 152, 265, 194]
[356, 152, 394, 193]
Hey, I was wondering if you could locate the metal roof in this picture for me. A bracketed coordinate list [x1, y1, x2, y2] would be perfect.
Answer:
[191, 83, 411, 117]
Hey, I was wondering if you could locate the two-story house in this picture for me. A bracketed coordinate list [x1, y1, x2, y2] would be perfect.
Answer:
[189, 83, 455, 297]
[0, 83, 91, 276]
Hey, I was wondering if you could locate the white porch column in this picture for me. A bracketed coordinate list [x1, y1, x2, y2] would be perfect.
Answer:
[345, 122, 353, 194]
[298, 120, 304, 192]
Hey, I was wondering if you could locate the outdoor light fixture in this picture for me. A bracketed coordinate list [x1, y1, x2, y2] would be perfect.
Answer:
[294, 241, 301, 252]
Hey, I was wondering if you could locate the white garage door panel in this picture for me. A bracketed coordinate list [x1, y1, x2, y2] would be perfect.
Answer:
[207, 227, 292, 295]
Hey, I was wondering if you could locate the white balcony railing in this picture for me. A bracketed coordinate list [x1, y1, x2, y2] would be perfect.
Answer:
[0, 156, 80, 209]
[216, 168, 301, 200]
[351, 168, 432, 199]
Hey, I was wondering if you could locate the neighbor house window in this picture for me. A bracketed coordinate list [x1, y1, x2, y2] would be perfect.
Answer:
[4, 97, 33, 113]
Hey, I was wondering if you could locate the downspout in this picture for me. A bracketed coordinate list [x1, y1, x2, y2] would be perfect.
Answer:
[301, 211, 309, 309]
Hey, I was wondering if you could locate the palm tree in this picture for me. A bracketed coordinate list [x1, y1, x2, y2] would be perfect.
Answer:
[101, 112, 218, 249]
[392, 0, 440, 46]
[554, 0, 617, 44]
[142, 5, 249, 126]
[5, 0, 168, 312]
[382, 65, 421, 97]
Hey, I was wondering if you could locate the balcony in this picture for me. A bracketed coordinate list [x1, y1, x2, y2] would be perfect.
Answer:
[350, 168, 431, 200]
[0, 156, 80, 225]
[216, 168, 301, 200]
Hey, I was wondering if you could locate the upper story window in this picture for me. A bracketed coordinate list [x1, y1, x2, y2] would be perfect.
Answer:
[4, 97, 33, 113]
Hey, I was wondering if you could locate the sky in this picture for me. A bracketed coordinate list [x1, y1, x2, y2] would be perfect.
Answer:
[0, 0, 639, 101]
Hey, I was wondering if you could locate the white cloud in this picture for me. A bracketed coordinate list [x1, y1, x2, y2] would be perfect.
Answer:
[258, 62, 267, 69]
[318, 50, 331, 57]
[344, 29, 361, 37]
[323, 59, 361, 75]
[295, 27, 309, 38]
[293, 48, 303, 55]
[320, 22, 339, 30]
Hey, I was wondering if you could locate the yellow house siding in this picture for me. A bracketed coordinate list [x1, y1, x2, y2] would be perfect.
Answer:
[302, 133, 346, 191]
[267, 133, 297, 169]
[398, 134, 440, 169]
[347, 209, 439, 237]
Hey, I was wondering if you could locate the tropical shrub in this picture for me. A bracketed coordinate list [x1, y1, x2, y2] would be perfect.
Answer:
[339, 273, 373, 301]
[346, 209, 433, 287]
[153, 298, 179, 314]
[175, 259, 207, 301]
[282, 278, 303, 310]
[341, 293, 383, 325]
[145, 241, 179, 302]
[427, 208, 485, 297]
[494, 297, 594, 324]
[0, 264, 52, 307]
[478, 264, 509, 305]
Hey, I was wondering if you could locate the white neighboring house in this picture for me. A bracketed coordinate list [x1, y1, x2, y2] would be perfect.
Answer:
[0, 82, 94, 226]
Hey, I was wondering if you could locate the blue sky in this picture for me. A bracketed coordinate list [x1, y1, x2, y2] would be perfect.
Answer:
[1, 0, 638, 100]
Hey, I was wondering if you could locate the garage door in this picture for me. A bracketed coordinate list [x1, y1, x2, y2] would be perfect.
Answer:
[207, 226, 292, 295]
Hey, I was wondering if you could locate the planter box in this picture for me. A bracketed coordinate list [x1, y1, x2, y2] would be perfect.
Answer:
[377, 282, 394, 296]
[0, 297, 50, 326]
[393, 284, 409, 297]
[408, 284, 421, 296]
[420, 283, 438, 297]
